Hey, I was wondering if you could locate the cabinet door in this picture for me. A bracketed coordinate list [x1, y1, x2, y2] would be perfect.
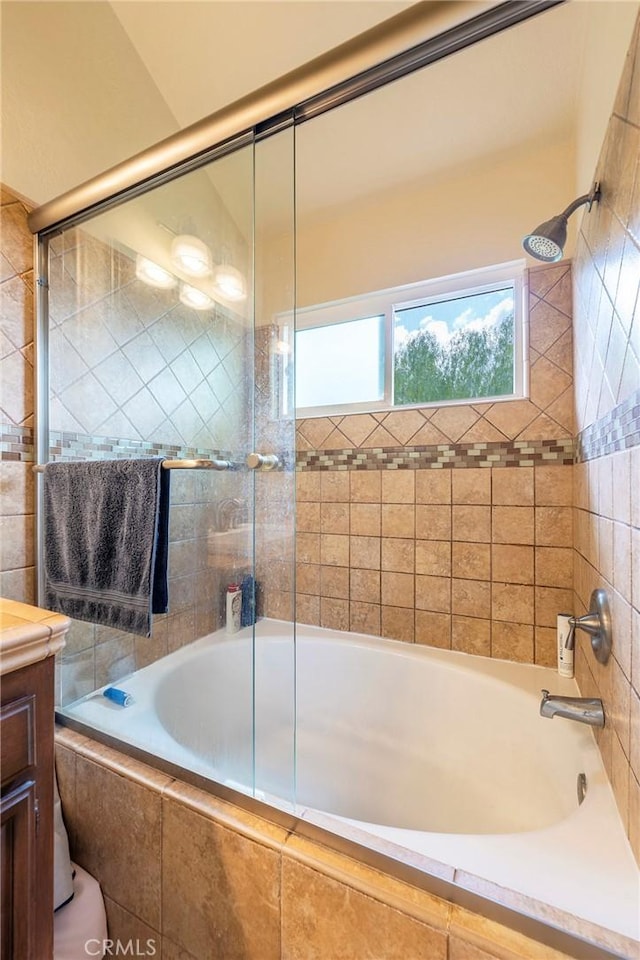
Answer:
[1, 779, 36, 960]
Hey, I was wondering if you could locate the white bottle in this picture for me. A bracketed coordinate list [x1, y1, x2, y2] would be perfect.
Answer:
[226, 583, 242, 634]
[557, 613, 574, 678]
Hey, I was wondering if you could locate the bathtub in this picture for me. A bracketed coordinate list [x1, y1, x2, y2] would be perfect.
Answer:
[60, 619, 640, 946]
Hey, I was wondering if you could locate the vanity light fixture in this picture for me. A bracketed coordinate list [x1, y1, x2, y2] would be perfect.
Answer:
[212, 263, 247, 302]
[135, 255, 177, 289]
[179, 283, 214, 311]
[522, 181, 601, 262]
[170, 234, 212, 278]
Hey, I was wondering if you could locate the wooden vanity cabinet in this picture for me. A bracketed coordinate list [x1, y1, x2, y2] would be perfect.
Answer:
[1, 655, 55, 960]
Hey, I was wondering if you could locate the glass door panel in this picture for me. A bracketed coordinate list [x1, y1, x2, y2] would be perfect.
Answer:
[252, 126, 297, 809]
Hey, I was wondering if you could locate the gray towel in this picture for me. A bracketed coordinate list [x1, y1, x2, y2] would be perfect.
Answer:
[43, 458, 170, 637]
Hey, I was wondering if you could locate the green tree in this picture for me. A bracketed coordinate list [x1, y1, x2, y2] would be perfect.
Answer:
[394, 314, 513, 405]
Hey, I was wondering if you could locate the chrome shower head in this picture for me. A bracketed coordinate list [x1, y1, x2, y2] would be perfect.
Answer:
[522, 182, 601, 262]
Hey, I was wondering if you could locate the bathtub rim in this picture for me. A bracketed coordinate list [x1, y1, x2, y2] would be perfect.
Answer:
[55, 709, 638, 960]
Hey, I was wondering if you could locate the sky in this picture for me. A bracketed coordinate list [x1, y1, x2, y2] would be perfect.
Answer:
[394, 286, 514, 350]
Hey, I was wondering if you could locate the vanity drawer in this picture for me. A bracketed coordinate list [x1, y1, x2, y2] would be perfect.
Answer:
[0, 695, 36, 789]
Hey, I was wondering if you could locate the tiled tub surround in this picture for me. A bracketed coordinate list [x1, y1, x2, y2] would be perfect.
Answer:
[55, 724, 637, 960]
[570, 11, 640, 869]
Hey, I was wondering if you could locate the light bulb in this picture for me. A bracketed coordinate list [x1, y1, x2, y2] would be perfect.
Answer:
[135, 255, 177, 289]
[212, 264, 247, 302]
[179, 283, 213, 311]
[171, 235, 212, 278]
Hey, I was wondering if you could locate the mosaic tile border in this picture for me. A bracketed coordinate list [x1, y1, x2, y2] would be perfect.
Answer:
[47, 430, 233, 464]
[1, 422, 34, 461]
[575, 388, 640, 462]
[296, 438, 574, 471]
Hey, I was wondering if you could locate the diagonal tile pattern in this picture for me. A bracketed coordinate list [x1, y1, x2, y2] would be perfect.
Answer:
[49, 231, 248, 451]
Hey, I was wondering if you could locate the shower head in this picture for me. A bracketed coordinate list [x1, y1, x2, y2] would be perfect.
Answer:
[522, 182, 601, 262]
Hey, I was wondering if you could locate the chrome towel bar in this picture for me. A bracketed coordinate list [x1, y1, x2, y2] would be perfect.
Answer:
[32, 458, 234, 472]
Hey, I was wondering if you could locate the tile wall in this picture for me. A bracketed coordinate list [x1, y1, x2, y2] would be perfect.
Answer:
[0, 187, 35, 604]
[294, 263, 575, 667]
[570, 12, 640, 865]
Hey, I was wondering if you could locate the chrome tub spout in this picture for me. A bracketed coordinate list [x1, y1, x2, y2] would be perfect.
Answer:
[539, 689, 605, 727]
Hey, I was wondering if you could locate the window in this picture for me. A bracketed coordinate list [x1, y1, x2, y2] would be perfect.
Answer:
[293, 261, 526, 417]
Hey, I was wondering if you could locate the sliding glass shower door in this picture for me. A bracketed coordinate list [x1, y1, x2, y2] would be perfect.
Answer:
[41, 128, 297, 809]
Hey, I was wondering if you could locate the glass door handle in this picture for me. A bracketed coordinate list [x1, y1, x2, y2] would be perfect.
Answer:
[246, 453, 279, 471]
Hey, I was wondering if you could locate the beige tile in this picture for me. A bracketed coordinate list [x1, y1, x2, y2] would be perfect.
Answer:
[381, 469, 415, 503]
[449, 936, 503, 960]
[631, 685, 640, 784]
[484, 399, 538, 438]
[492, 621, 534, 662]
[72, 756, 162, 928]
[492, 506, 534, 545]
[320, 565, 349, 600]
[381, 571, 414, 608]
[535, 586, 574, 628]
[415, 574, 451, 614]
[534, 546, 573, 589]
[320, 597, 350, 630]
[492, 545, 534, 584]
[430, 405, 479, 442]
[338, 414, 378, 447]
[295, 532, 320, 564]
[381, 605, 414, 642]
[349, 601, 381, 636]
[350, 471, 381, 503]
[382, 538, 415, 573]
[452, 469, 491, 504]
[320, 533, 349, 566]
[492, 583, 534, 624]
[0, 460, 34, 516]
[611, 730, 631, 833]
[350, 502, 381, 536]
[297, 501, 320, 533]
[103, 898, 160, 958]
[415, 611, 451, 649]
[415, 469, 451, 504]
[415, 540, 450, 577]
[451, 542, 490, 581]
[381, 409, 427, 445]
[281, 857, 446, 960]
[296, 472, 320, 502]
[163, 797, 281, 960]
[415, 504, 451, 540]
[452, 578, 490, 619]
[535, 506, 573, 546]
[320, 501, 349, 534]
[381, 503, 415, 538]
[451, 616, 491, 657]
[296, 594, 320, 626]
[350, 536, 380, 570]
[534, 626, 557, 667]
[491, 467, 534, 505]
[320, 471, 349, 502]
[349, 568, 380, 604]
[296, 563, 320, 596]
[452, 505, 491, 543]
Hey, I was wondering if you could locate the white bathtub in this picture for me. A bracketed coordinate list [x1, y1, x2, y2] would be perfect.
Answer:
[62, 620, 640, 946]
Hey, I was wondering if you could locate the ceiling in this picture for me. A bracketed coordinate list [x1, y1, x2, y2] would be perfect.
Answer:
[1, 0, 638, 264]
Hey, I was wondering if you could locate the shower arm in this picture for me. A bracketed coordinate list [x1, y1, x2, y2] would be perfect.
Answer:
[559, 182, 601, 221]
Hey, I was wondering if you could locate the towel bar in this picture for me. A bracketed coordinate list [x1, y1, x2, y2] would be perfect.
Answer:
[32, 458, 234, 472]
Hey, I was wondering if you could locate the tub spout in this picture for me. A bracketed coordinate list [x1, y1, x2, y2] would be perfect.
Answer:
[539, 689, 605, 727]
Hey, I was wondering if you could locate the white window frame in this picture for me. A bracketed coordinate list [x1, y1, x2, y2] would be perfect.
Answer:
[290, 259, 528, 419]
